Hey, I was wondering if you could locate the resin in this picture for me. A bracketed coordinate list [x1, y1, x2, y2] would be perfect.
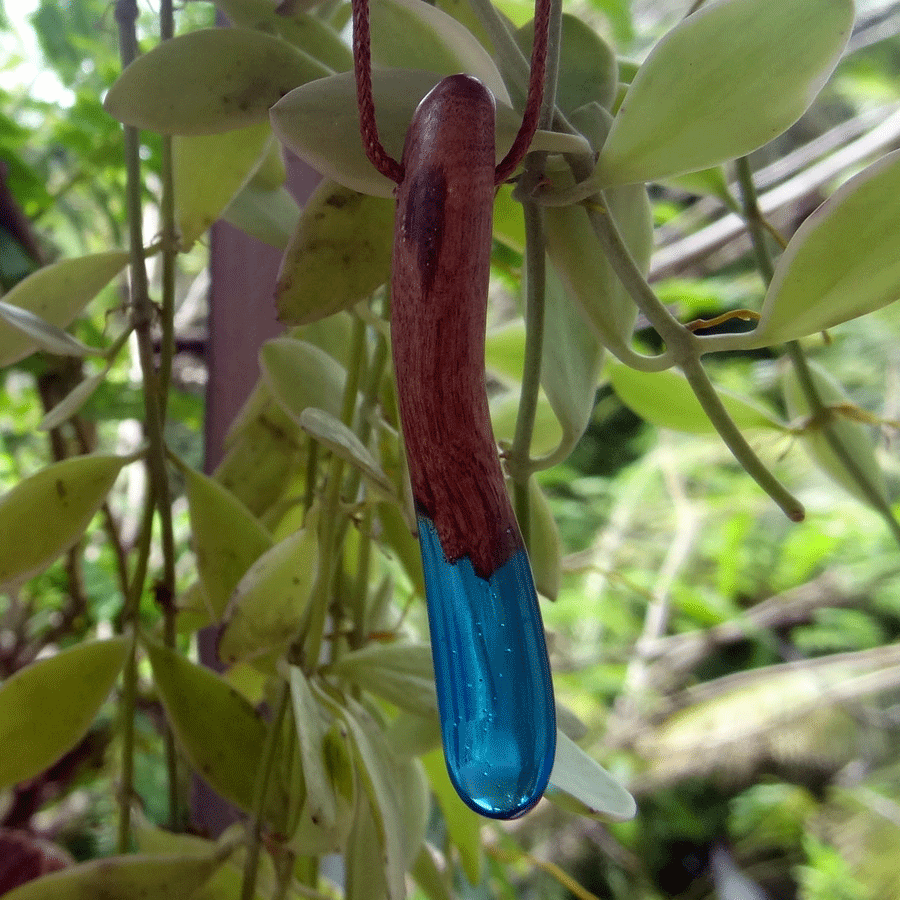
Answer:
[418, 515, 556, 818]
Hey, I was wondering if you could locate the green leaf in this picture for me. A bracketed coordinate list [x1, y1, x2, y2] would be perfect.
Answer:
[173, 122, 274, 249]
[270, 69, 591, 198]
[221, 183, 300, 249]
[547, 730, 636, 821]
[421, 749, 482, 884]
[753, 149, 900, 346]
[218, 527, 318, 666]
[525, 476, 562, 601]
[38, 369, 110, 432]
[340, 697, 409, 900]
[410, 844, 456, 900]
[490, 391, 562, 455]
[608, 361, 787, 434]
[485, 321, 526, 384]
[782, 360, 889, 508]
[104, 28, 330, 135]
[299, 407, 395, 499]
[492, 184, 526, 253]
[0, 300, 96, 358]
[596, 0, 854, 185]
[0, 850, 227, 900]
[540, 259, 604, 451]
[0, 251, 129, 367]
[182, 465, 273, 621]
[346, 796, 390, 900]
[385, 711, 442, 759]
[145, 641, 289, 830]
[260, 337, 347, 422]
[370, 0, 509, 103]
[516, 13, 617, 113]
[275, 180, 394, 325]
[327, 643, 438, 718]
[0, 454, 128, 589]
[213, 0, 353, 72]
[212, 384, 305, 519]
[288, 668, 339, 832]
[0, 639, 126, 790]
[544, 179, 652, 360]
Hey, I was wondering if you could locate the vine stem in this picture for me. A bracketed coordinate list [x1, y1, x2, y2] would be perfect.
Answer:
[157, 0, 181, 833]
[584, 193, 804, 522]
[240, 679, 290, 900]
[114, 0, 180, 835]
[300, 316, 367, 672]
[735, 156, 900, 545]
[506, 0, 562, 537]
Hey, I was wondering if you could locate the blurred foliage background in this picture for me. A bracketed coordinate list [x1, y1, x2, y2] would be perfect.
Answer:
[1, 0, 900, 898]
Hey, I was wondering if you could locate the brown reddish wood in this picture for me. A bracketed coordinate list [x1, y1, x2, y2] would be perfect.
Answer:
[391, 76, 521, 578]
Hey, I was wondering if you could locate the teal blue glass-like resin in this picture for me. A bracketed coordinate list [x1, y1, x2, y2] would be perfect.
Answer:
[418, 515, 555, 818]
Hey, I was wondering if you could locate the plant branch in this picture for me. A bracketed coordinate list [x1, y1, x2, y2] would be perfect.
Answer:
[114, 0, 180, 835]
[241, 678, 290, 900]
[735, 155, 899, 543]
[300, 316, 367, 672]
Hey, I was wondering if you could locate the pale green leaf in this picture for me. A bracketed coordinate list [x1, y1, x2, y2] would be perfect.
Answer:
[490, 391, 562, 455]
[410, 844, 456, 900]
[608, 361, 787, 434]
[346, 796, 389, 900]
[0, 639, 126, 790]
[545, 179, 652, 360]
[525, 476, 562, 601]
[754, 149, 900, 345]
[340, 698, 409, 900]
[260, 337, 347, 422]
[540, 260, 604, 450]
[1, 851, 226, 900]
[597, 0, 854, 185]
[299, 407, 395, 498]
[289, 667, 337, 830]
[0, 300, 96, 357]
[182, 465, 273, 621]
[0, 454, 128, 589]
[173, 122, 274, 248]
[0, 251, 129, 367]
[370, 0, 509, 103]
[104, 28, 330, 134]
[218, 528, 318, 666]
[145, 641, 290, 830]
[517, 13, 617, 113]
[548, 730, 636, 821]
[421, 748, 482, 884]
[275, 180, 394, 325]
[213, 0, 352, 72]
[327, 642, 437, 718]
[38, 369, 109, 431]
[221, 184, 301, 249]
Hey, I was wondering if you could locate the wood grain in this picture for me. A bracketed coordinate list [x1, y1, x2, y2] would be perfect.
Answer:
[391, 75, 523, 578]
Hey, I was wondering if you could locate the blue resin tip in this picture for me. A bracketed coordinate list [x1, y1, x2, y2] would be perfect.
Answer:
[417, 515, 556, 818]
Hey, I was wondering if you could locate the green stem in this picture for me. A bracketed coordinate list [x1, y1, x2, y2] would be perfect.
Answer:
[735, 157, 775, 284]
[158, 0, 177, 411]
[115, 0, 181, 832]
[586, 196, 803, 521]
[510, 198, 547, 544]
[736, 156, 900, 544]
[157, 0, 181, 834]
[116, 628, 138, 853]
[241, 679, 290, 900]
[301, 317, 367, 671]
[508, 0, 562, 537]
